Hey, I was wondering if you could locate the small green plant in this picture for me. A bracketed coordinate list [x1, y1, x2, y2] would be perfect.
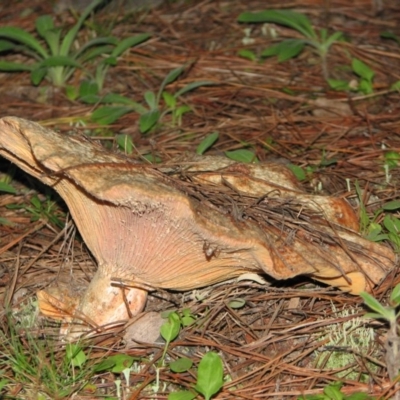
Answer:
[224, 148, 259, 163]
[168, 351, 224, 400]
[196, 132, 219, 155]
[355, 180, 400, 251]
[89, 65, 213, 132]
[0, 0, 149, 88]
[360, 283, 400, 382]
[328, 58, 375, 94]
[298, 381, 375, 399]
[237, 9, 343, 79]
[6, 193, 65, 228]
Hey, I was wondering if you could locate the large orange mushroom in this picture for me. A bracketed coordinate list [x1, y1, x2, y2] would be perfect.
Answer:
[0, 117, 395, 337]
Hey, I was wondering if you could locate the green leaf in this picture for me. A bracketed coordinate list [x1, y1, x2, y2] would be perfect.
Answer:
[65, 344, 86, 368]
[238, 10, 317, 40]
[139, 109, 160, 133]
[110, 354, 135, 373]
[238, 49, 257, 61]
[358, 79, 373, 95]
[169, 357, 193, 373]
[383, 215, 400, 234]
[352, 58, 374, 82]
[390, 283, 400, 306]
[144, 90, 157, 109]
[228, 298, 246, 309]
[60, 0, 105, 56]
[0, 61, 33, 72]
[0, 26, 48, 58]
[262, 39, 305, 62]
[93, 357, 116, 372]
[196, 132, 219, 155]
[323, 382, 344, 400]
[174, 80, 214, 98]
[157, 65, 185, 103]
[91, 106, 132, 125]
[79, 80, 99, 98]
[110, 33, 151, 57]
[163, 91, 177, 109]
[168, 391, 197, 400]
[384, 150, 400, 168]
[360, 292, 395, 321]
[35, 15, 61, 55]
[327, 79, 349, 91]
[160, 312, 181, 343]
[37, 56, 82, 68]
[35, 15, 55, 38]
[225, 149, 258, 163]
[195, 352, 224, 400]
[31, 66, 47, 85]
[0, 39, 15, 52]
[382, 200, 400, 211]
[286, 164, 306, 181]
[0, 181, 16, 194]
[116, 133, 133, 154]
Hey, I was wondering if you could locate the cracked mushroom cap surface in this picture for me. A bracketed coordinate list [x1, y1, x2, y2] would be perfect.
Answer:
[0, 117, 395, 334]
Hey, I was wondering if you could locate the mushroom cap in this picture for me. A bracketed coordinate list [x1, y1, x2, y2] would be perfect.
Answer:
[0, 117, 395, 333]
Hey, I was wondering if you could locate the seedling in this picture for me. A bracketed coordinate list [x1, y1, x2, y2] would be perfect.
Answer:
[298, 381, 375, 399]
[224, 148, 259, 163]
[238, 9, 343, 79]
[328, 58, 375, 94]
[168, 352, 224, 400]
[89, 65, 213, 132]
[0, 0, 149, 88]
[360, 283, 400, 381]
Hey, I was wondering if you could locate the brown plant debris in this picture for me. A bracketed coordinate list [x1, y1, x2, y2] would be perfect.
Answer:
[0, 116, 395, 336]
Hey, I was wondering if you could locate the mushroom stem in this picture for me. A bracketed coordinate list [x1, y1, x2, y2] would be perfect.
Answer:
[66, 267, 148, 338]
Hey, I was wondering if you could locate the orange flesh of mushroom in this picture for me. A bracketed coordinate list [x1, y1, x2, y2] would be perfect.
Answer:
[0, 117, 395, 338]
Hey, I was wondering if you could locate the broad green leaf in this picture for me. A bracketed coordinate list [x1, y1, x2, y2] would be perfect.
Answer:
[0, 39, 18, 52]
[110, 33, 151, 57]
[144, 90, 157, 109]
[91, 106, 132, 125]
[323, 382, 343, 400]
[0, 182, 16, 194]
[174, 80, 214, 98]
[168, 391, 197, 400]
[196, 132, 219, 155]
[116, 133, 134, 154]
[0, 26, 48, 58]
[110, 354, 135, 373]
[160, 312, 181, 343]
[93, 357, 116, 372]
[35, 15, 60, 55]
[287, 164, 306, 181]
[35, 15, 55, 38]
[195, 352, 224, 400]
[382, 200, 400, 211]
[79, 80, 99, 98]
[0, 61, 33, 72]
[238, 10, 317, 40]
[390, 283, 400, 305]
[139, 109, 160, 133]
[157, 65, 185, 102]
[262, 39, 305, 62]
[327, 79, 349, 91]
[31, 67, 47, 85]
[352, 58, 374, 82]
[169, 357, 193, 373]
[65, 344, 86, 368]
[238, 49, 257, 61]
[163, 91, 177, 109]
[383, 215, 400, 234]
[228, 298, 246, 309]
[358, 79, 373, 95]
[225, 149, 258, 163]
[60, 0, 105, 56]
[38, 56, 82, 68]
[360, 292, 395, 321]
